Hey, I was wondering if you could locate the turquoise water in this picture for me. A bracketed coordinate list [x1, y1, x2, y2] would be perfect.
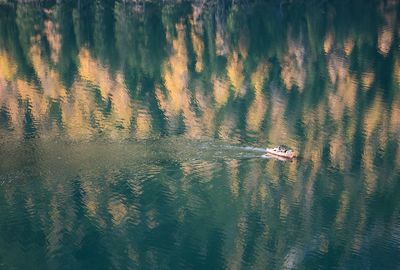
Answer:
[0, 1, 400, 269]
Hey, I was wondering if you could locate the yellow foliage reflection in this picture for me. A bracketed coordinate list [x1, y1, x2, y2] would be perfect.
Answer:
[281, 39, 305, 91]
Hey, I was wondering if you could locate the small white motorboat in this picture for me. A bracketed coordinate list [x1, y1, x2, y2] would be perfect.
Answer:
[264, 146, 296, 159]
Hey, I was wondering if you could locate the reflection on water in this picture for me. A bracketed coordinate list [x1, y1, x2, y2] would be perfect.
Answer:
[0, 1, 400, 269]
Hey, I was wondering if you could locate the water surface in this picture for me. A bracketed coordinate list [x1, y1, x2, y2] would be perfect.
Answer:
[0, 1, 400, 269]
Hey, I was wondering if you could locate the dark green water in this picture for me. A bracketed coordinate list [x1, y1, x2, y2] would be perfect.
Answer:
[0, 1, 400, 269]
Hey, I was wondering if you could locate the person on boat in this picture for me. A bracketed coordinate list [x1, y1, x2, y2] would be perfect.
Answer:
[277, 145, 288, 153]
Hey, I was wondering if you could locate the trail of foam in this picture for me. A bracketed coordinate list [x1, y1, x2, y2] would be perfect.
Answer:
[240, 146, 267, 152]
[223, 145, 266, 153]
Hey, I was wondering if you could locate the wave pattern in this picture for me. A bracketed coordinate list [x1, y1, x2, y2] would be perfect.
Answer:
[0, 1, 400, 269]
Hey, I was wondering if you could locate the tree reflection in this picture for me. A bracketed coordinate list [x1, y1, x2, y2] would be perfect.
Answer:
[0, 1, 399, 269]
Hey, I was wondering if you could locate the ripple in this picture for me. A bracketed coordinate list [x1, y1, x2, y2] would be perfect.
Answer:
[1, 1, 400, 269]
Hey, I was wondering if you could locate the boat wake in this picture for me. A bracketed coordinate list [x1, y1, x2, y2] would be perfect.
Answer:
[241, 146, 268, 152]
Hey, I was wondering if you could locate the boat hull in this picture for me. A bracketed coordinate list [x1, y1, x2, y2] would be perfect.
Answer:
[265, 148, 295, 159]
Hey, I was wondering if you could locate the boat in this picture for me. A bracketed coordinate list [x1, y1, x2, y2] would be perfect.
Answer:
[264, 145, 296, 159]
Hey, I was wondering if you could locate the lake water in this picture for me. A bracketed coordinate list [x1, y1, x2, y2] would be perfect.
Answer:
[0, 1, 400, 269]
